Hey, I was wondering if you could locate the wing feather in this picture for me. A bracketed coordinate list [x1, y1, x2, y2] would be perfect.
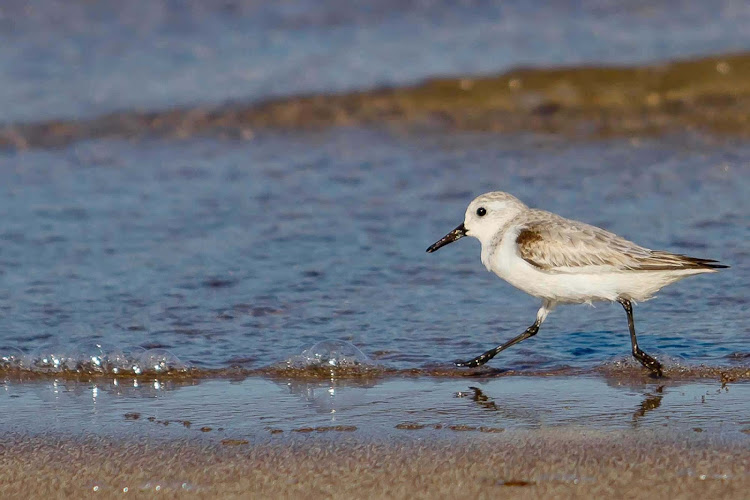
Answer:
[514, 211, 726, 272]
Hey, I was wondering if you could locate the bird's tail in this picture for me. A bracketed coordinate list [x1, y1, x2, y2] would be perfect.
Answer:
[644, 251, 729, 271]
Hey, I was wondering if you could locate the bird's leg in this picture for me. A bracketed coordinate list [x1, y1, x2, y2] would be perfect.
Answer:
[455, 301, 554, 368]
[618, 298, 663, 377]
[455, 322, 539, 368]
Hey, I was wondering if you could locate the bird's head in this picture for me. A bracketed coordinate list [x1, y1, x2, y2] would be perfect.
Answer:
[426, 191, 527, 253]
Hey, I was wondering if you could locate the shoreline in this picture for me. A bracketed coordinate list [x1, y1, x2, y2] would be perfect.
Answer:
[2, 358, 749, 383]
[1, 51, 750, 150]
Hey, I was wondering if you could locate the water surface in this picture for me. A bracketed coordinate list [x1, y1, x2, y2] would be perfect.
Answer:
[3, 376, 749, 440]
[0, 130, 747, 375]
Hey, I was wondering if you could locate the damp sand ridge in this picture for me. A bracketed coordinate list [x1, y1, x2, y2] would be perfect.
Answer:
[2, 52, 750, 150]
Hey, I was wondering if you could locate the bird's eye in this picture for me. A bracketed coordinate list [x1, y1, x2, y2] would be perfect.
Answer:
[476, 207, 487, 217]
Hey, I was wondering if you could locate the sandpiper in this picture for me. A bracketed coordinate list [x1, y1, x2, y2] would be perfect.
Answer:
[426, 191, 727, 376]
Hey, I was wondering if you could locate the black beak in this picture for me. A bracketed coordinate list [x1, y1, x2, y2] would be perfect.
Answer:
[426, 223, 467, 253]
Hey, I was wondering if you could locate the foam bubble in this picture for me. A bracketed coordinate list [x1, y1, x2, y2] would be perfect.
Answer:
[288, 340, 371, 369]
[70, 341, 116, 373]
[0, 346, 25, 369]
[28, 345, 75, 372]
[0, 342, 191, 377]
[107, 345, 148, 375]
[139, 348, 187, 374]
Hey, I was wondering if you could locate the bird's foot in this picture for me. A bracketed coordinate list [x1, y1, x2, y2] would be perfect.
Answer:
[454, 354, 490, 368]
[633, 348, 663, 378]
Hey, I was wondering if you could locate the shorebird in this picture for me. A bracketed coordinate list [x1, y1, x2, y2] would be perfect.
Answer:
[426, 191, 727, 376]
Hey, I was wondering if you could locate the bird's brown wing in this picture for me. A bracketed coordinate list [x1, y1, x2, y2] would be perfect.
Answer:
[515, 212, 724, 272]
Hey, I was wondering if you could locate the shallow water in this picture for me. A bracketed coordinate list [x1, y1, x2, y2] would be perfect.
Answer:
[2, 375, 749, 440]
[2, 0, 750, 122]
[0, 130, 747, 376]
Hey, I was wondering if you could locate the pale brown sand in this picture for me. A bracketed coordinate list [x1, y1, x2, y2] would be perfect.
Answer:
[2, 430, 748, 499]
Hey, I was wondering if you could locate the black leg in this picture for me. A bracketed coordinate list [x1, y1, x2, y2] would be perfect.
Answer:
[618, 298, 663, 377]
[455, 321, 540, 368]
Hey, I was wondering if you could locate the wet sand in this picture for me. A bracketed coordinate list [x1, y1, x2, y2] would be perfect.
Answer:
[2, 362, 750, 383]
[2, 430, 749, 499]
[2, 374, 749, 497]
[2, 51, 750, 149]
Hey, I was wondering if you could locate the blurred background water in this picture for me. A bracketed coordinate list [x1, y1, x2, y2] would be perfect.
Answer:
[2, 0, 750, 122]
[0, 0, 748, 377]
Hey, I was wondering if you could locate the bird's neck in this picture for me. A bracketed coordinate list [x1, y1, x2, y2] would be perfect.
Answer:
[479, 218, 518, 271]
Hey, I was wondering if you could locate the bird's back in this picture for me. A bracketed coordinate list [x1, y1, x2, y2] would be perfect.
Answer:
[513, 209, 726, 273]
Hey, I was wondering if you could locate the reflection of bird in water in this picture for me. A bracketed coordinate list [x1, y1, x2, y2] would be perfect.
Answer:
[428, 191, 727, 376]
[468, 386, 498, 410]
[632, 386, 664, 424]
[464, 384, 666, 428]
[458, 386, 541, 424]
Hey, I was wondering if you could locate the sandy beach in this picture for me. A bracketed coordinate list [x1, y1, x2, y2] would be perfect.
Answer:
[2, 374, 749, 498]
[2, 429, 749, 499]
